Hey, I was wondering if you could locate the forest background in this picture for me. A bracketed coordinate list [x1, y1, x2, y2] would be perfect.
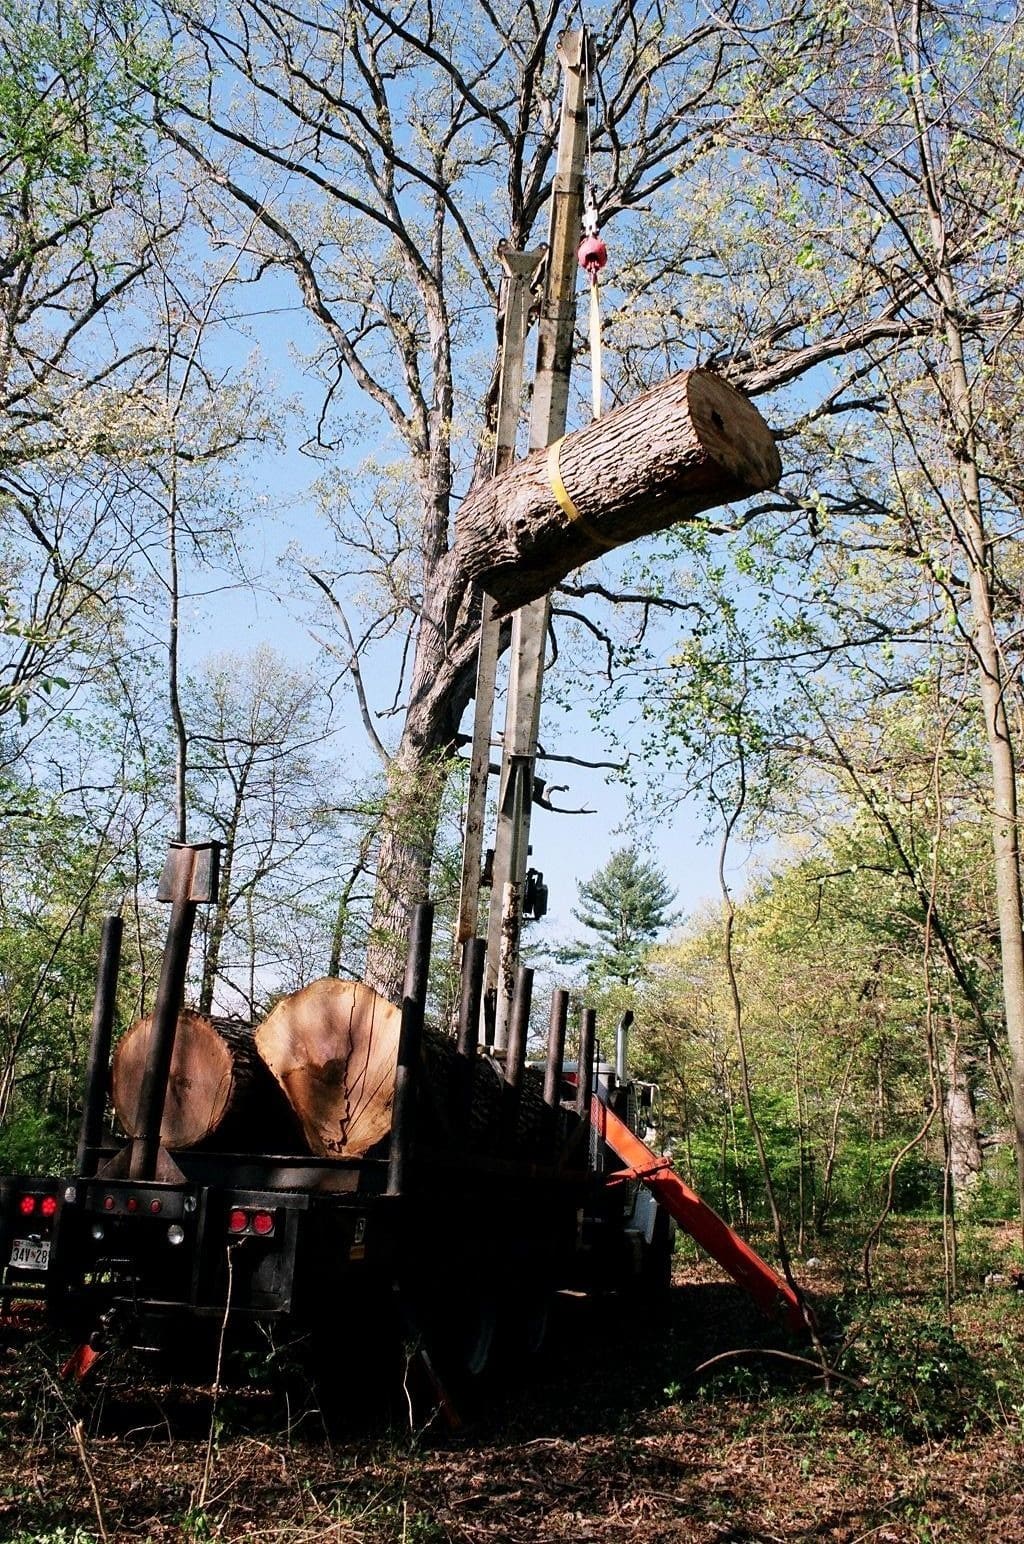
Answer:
[4, 0, 1024, 1284]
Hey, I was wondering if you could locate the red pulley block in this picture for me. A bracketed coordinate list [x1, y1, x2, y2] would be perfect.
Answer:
[578, 234, 608, 276]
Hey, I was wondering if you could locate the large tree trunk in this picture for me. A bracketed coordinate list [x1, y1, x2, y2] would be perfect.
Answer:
[903, 0, 1024, 1237]
[365, 368, 781, 997]
[929, 229, 1024, 1234]
[944, 1040, 984, 1202]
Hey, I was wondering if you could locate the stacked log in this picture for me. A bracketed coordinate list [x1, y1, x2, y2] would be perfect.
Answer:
[255, 978, 553, 1160]
[254, 979, 403, 1158]
[111, 981, 559, 1162]
[111, 1009, 305, 1154]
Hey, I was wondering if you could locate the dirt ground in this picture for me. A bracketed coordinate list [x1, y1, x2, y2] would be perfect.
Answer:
[2, 1229, 1022, 1543]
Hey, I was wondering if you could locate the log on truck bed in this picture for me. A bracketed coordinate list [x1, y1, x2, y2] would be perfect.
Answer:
[112, 1010, 306, 1153]
[255, 978, 560, 1161]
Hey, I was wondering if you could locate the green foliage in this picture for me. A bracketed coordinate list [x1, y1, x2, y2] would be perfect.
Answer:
[9, 1531, 98, 1544]
[0, 769, 146, 1172]
[828, 1141, 941, 1221]
[569, 845, 680, 986]
[637, 797, 1006, 1245]
[841, 1303, 994, 1442]
[969, 1152, 1021, 1223]
[0, 1105, 65, 1174]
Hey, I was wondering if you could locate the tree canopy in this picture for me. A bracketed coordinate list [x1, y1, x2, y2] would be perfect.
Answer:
[3, 0, 1024, 1247]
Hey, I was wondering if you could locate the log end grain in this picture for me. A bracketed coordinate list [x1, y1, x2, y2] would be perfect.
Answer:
[255, 978, 403, 1158]
[685, 370, 782, 492]
[112, 1010, 232, 1149]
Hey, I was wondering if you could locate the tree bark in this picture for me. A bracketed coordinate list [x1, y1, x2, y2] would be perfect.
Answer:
[445, 368, 781, 616]
[943, 1039, 983, 1202]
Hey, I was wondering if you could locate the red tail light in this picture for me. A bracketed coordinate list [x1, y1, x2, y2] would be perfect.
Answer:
[227, 1209, 248, 1234]
[103, 1195, 115, 1211]
[149, 1199, 162, 1214]
[40, 1195, 58, 1218]
[18, 1195, 36, 1216]
[126, 1196, 139, 1213]
[252, 1211, 275, 1236]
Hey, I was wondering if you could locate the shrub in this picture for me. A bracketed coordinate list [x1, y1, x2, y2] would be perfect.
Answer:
[840, 1302, 993, 1441]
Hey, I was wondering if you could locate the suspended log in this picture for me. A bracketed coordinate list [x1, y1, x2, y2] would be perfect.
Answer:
[255, 978, 557, 1161]
[449, 367, 782, 615]
[111, 1010, 304, 1153]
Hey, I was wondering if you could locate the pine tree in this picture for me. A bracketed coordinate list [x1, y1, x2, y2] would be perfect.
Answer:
[572, 846, 680, 986]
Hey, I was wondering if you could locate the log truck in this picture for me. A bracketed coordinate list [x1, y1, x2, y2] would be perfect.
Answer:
[0, 839, 804, 1399]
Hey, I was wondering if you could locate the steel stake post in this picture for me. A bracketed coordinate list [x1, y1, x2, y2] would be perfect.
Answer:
[76, 914, 123, 1176]
[387, 902, 434, 1198]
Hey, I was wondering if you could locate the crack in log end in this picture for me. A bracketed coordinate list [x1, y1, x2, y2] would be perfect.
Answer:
[686, 371, 782, 492]
[256, 979, 403, 1158]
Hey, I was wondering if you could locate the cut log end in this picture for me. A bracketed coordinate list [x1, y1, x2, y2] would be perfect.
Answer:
[112, 1011, 233, 1150]
[255, 979, 403, 1158]
[686, 370, 782, 492]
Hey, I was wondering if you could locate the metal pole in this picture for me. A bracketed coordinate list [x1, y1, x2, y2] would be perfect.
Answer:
[487, 29, 593, 1044]
[543, 988, 570, 1109]
[575, 1007, 597, 1165]
[457, 937, 485, 1059]
[129, 841, 220, 1182]
[456, 246, 545, 953]
[129, 899, 198, 1180]
[504, 967, 533, 1093]
[502, 966, 533, 1148]
[387, 902, 434, 1198]
[452, 936, 485, 1133]
[615, 1009, 633, 1085]
[76, 914, 123, 1176]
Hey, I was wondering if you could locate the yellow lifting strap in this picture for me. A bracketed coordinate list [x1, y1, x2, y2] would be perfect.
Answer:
[546, 438, 617, 551]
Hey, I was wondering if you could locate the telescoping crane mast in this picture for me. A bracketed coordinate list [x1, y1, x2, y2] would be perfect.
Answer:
[456, 28, 597, 1047]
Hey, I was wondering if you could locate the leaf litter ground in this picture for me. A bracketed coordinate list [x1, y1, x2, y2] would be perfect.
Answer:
[2, 1224, 1022, 1542]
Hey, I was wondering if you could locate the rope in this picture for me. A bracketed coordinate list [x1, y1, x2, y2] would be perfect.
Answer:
[589, 277, 602, 419]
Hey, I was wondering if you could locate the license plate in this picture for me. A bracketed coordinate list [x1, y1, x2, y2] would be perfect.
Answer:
[8, 1238, 50, 1271]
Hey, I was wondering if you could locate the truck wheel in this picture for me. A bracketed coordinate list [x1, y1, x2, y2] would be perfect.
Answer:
[458, 1296, 498, 1380]
[408, 1285, 498, 1391]
[519, 1292, 551, 1359]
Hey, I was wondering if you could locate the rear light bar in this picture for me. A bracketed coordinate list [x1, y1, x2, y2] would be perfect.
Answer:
[17, 1193, 58, 1218]
[96, 1193, 164, 1213]
[227, 1207, 276, 1238]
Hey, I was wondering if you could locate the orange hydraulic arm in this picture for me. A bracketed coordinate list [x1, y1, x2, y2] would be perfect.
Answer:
[594, 1098, 810, 1336]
